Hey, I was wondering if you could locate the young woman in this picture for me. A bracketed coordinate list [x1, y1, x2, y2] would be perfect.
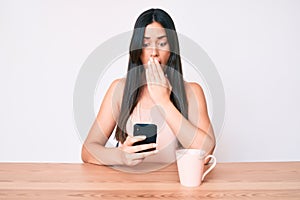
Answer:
[81, 8, 215, 166]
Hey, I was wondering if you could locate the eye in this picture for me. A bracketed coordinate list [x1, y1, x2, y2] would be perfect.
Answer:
[158, 41, 168, 47]
[142, 43, 150, 47]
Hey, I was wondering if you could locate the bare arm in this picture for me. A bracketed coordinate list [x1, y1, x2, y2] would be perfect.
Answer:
[146, 58, 215, 155]
[81, 79, 123, 165]
[161, 83, 215, 153]
[81, 79, 158, 166]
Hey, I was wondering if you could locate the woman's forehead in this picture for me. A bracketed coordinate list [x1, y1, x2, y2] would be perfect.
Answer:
[144, 22, 167, 39]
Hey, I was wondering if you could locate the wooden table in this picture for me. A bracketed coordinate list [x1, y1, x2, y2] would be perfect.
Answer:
[0, 162, 299, 199]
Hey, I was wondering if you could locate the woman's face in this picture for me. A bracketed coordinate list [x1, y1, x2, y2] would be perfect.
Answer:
[140, 21, 170, 68]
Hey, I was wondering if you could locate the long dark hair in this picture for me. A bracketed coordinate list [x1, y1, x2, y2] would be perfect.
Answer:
[115, 8, 188, 143]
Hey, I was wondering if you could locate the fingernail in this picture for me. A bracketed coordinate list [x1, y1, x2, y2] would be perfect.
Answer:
[153, 150, 159, 154]
[153, 143, 158, 147]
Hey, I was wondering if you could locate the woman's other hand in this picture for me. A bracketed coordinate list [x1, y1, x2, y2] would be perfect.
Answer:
[119, 135, 158, 166]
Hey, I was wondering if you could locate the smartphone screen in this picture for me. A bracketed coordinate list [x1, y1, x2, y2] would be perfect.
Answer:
[133, 123, 157, 153]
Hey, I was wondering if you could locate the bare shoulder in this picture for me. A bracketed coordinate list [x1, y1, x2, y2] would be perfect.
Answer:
[184, 81, 206, 101]
[110, 78, 126, 89]
[109, 78, 126, 96]
[184, 81, 210, 128]
[105, 78, 126, 108]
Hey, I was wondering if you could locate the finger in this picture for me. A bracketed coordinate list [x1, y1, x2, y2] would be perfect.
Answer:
[128, 159, 144, 166]
[124, 135, 146, 146]
[123, 135, 132, 146]
[145, 66, 152, 87]
[131, 143, 157, 153]
[131, 149, 159, 160]
[151, 58, 161, 82]
[144, 60, 149, 70]
[123, 153, 144, 166]
[148, 58, 156, 83]
[146, 60, 154, 84]
[142, 149, 159, 157]
[153, 58, 165, 81]
[153, 58, 168, 88]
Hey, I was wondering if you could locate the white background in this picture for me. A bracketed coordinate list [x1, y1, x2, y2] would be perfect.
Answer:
[1, 0, 299, 163]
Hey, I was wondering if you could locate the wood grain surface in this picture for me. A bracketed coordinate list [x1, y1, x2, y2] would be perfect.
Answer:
[0, 162, 299, 199]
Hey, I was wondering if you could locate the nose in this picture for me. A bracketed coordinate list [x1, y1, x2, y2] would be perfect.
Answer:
[150, 46, 159, 58]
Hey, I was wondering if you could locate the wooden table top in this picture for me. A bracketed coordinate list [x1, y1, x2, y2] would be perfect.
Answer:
[0, 162, 299, 199]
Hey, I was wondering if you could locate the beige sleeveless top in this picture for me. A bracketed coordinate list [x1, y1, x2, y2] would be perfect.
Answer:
[125, 102, 178, 163]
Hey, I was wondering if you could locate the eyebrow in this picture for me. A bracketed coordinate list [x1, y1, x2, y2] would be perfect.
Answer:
[144, 35, 167, 40]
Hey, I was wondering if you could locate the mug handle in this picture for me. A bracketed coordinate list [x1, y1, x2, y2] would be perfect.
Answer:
[201, 155, 217, 181]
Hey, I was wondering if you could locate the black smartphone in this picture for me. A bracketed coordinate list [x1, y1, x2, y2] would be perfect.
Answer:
[133, 123, 157, 153]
